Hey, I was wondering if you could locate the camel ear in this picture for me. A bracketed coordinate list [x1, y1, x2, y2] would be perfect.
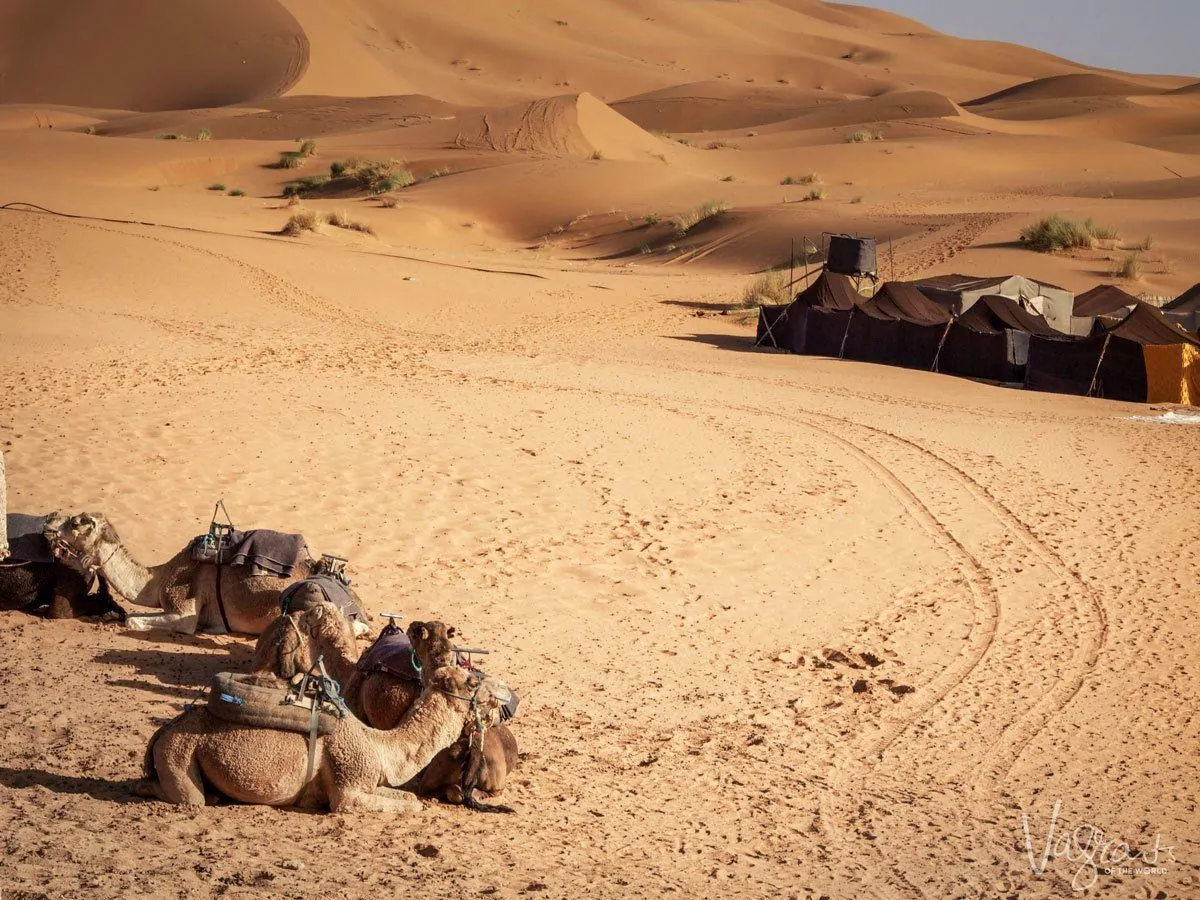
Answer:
[447, 626, 457, 639]
[416, 624, 430, 641]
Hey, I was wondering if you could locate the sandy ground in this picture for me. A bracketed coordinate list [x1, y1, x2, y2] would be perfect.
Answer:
[1, 1, 1199, 898]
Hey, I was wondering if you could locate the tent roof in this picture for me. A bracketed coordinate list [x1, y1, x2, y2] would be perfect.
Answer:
[1074, 284, 1139, 316]
[1164, 283, 1200, 313]
[864, 282, 954, 324]
[956, 295, 1060, 336]
[909, 273, 1069, 294]
[793, 271, 860, 311]
[1107, 302, 1200, 347]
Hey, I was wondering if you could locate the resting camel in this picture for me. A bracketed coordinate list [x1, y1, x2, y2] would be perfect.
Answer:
[137, 626, 504, 812]
[47, 512, 368, 636]
[253, 605, 518, 807]
[1, 509, 124, 621]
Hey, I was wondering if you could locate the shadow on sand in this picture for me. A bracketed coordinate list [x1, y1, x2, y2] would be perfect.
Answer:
[0, 766, 141, 803]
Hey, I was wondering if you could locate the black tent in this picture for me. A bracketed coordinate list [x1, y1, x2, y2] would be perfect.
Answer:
[775, 271, 863, 355]
[1163, 283, 1200, 333]
[939, 295, 1058, 383]
[755, 304, 792, 349]
[1026, 302, 1200, 401]
[865, 282, 953, 370]
[1073, 284, 1138, 317]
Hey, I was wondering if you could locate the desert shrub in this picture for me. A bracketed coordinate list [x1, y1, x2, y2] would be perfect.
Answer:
[706, 141, 740, 150]
[324, 211, 376, 236]
[1086, 219, 1120, 241]
[676, 136, 694, 146]
[329, 160, 349, 178]
[1133, 235, 1154, 251]
[196, 128, 212, 141]
[591, 150, 603, 160]
[845, 130, 882, 143]
[282, 174, 330, 197]
[1114, 251, 1142, 280]
[1019, 215, 1099, 252]
[282, 210, 320, 235]
[207, 183, 226, 191]
[298, 139, 317, 157]
[850, 195, 864, 204]
[228, 188, 245, 197]
[277, 150, 307, 169]
[720, 174, 736, 182]
[673, 200, 730, 235]
[739, 270, 791, 309]
[158, 133, 185, 140]
[378, 195, 400, 208]
[352, 160, 414, 194]
[802, 187, 826, 201]
[783, 172, 821, 186]
[644, 212, 661, 226]
[425, 167, 451, 179]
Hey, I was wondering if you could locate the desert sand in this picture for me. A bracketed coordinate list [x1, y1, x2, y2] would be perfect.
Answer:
[1, 1, 1198, 897]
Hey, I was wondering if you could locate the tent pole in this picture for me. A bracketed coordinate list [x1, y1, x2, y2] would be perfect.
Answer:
[931, 320, 954, 372]
[1087, 333, 1113, 397]
[790, 236, 796, 295]
[889, 237, 895, 282]
[838, 307, 855, 360]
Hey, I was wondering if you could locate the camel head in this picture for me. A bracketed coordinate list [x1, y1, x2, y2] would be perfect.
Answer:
[269, 600, 358, 681]
[407, 620, 458, 673]
[425, 663, 506, 730]
[46, 511, 118, 576]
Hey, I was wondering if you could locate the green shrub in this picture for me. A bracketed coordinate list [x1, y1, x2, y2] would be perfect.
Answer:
[228, 189, 245, 197]
[277, 150, 306, 169]
[158, 133, 185, 140]
[802, 187, 825, 201]
[673, 200, 730, 235]
[329, 160, 348, 178]
[196, 128, 212, 141]
[1019, 215, 1099, 252]
[1114, 251, 1142, 280]
[207, 183, 226, 191]
[282, 174, 330, 197]
[644, 213, 661, 226]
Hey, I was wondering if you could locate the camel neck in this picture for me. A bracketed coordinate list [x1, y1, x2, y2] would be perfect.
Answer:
[99, 541, 155, 604]
[372, 688, 468, 787]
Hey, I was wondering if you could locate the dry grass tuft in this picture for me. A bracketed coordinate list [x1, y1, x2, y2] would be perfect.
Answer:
[1114, 251, 1142, 281]
[282, 210, 320, 236]
[324, 211, 376, 236]
[845, 130, 883, 143]
[673, 200, 730, 235]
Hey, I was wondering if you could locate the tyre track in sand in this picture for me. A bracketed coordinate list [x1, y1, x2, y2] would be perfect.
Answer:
[429, 357, 1110, 897]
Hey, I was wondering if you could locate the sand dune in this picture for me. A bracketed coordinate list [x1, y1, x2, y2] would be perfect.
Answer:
[965, 72, 1170, 107]
[0, 0, 308, 111]
[1, 2, 1199, 898]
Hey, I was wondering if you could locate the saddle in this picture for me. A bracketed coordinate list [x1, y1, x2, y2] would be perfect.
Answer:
[207, 671, 345, 736]
[2, 514, 56, 567]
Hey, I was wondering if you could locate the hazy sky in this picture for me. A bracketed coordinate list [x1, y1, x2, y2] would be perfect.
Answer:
[843, 1, 1197, 77]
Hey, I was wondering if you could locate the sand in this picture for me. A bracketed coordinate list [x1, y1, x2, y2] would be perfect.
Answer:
[0, 1, 1198, 897]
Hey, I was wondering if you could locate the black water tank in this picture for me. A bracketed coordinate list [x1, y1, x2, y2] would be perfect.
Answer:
[826, 235, 877, 277]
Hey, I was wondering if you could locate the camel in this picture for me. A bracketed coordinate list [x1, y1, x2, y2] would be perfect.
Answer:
[47, 511, 368, 636]
[136, 623, 504, 812]
[253, 607, 519, 808]
[1, 511, 124, 620]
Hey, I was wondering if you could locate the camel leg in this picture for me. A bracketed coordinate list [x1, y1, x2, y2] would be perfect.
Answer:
[330, 786, 423, 814]
[152, 753, 207, 806]
[126, 612, 199, 633]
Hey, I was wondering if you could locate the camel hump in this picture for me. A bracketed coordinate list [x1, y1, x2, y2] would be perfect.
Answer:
[208, 672, 341, 735]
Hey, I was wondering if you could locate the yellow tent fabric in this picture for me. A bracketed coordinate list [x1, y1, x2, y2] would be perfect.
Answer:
[1144, 343, 1200, 405]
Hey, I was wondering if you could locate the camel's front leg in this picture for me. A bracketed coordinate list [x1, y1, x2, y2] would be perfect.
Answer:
[150, 753, 207, 806]
[126, 611, 199, 633]
[330, 786, 424, 814]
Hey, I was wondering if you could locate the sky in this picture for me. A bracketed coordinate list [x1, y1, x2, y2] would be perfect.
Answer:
[842, 0, 1197, 77]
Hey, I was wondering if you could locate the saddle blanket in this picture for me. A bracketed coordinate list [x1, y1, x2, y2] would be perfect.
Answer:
[2, 514, 55, 566]
[207, 672, 342, 735]
[192, 529, 308, 578]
